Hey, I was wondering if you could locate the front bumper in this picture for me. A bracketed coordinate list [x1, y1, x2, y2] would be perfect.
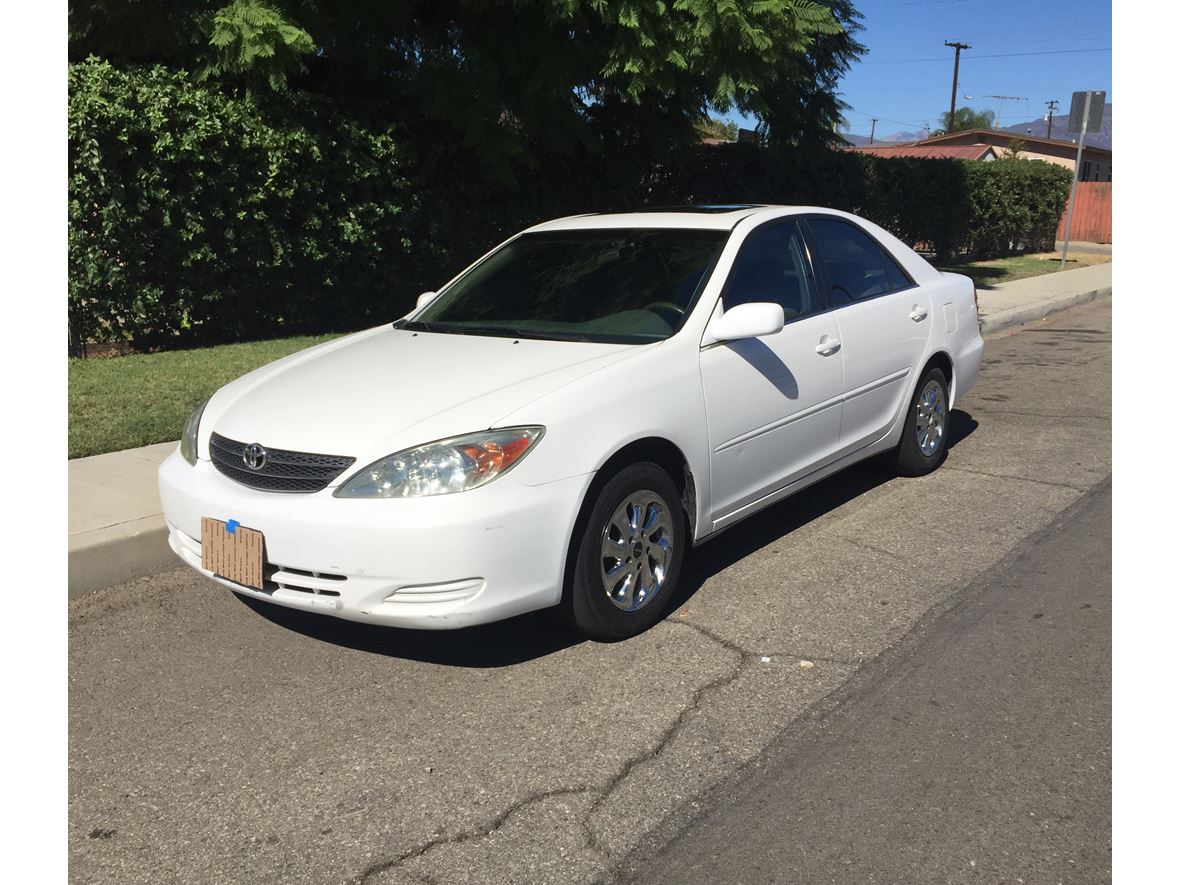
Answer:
[158, 451, 592, 629]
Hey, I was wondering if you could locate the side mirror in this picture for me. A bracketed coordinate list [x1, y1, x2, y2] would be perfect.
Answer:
[416, 291, 439, 310]
[706, 302, 785, 344]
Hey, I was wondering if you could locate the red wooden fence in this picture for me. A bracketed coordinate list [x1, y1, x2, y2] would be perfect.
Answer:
[1056, 181, 1112, 244]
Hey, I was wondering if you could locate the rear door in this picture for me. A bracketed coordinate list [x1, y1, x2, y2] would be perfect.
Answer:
[700, 219, 845, 521]
[803, 216, 933, 451]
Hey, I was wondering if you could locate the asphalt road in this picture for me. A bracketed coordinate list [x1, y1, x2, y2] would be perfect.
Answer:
[618, 481, 1111, 885]
[69, 298, 1112, 884]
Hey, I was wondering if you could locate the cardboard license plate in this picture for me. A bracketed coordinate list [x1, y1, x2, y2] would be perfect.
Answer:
[201, 517, 265, 590]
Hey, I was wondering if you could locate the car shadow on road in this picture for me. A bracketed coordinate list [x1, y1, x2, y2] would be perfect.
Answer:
[238, 409, 978, 668]
[665, 409, 979, 619]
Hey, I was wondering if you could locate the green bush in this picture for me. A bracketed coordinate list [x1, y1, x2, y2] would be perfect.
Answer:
[69, 59, 1074, 352]
[643, 146, 1069, 262]
[69, 58, 414, 351]
[860, 156, 971, 260]
[960, 159, 1072, 257]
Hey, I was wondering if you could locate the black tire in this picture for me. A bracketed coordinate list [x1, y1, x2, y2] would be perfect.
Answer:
[563, 462, 688, 641]
[895, 366, 950, 477]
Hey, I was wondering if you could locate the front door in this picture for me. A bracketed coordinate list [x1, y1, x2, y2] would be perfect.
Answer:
[701, 220, 846, 522]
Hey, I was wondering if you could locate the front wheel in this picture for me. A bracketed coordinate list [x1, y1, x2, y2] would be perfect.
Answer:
[564, 463, 687, 640]
[894, 366, 950, 476]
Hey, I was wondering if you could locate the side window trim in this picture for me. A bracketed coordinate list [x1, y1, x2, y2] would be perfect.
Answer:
[797, 219, 834, 311]
[799, 214, 919, 309]
[716, 216, 823, 324]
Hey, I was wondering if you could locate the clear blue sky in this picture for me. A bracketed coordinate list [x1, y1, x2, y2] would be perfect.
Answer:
[726, 0, 1112, 139]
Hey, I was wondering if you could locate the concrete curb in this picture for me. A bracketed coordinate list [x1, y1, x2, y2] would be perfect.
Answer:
[69, 517, 173, 599]
[979, 285, 1112, 337]
[68, 440, 177, 599]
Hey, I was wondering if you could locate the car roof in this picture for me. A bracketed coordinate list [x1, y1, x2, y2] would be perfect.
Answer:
[521, 205, 942, 285]
[526, 205, 793, 232]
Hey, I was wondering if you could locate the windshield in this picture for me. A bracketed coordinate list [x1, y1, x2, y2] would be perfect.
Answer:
[403, 228, 730, 344]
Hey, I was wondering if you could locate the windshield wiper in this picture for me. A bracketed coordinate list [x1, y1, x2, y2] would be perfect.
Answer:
[394, 319, 449, 334]
[459, 325, 599, 342]
[396, 320, 609, 344]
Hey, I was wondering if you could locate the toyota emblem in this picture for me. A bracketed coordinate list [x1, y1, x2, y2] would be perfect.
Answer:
[243, 443, 268, 471]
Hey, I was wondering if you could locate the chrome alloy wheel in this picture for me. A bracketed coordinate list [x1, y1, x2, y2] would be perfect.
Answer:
[915, 379, 947, 457]
[600, 491, 674, 613]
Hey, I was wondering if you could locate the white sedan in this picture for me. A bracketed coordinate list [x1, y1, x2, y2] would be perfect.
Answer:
[159, 205, 982, 640]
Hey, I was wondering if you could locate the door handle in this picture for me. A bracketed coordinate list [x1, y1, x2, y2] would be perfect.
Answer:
[815, 335, 841, 356]
[909, 305, 929, 322]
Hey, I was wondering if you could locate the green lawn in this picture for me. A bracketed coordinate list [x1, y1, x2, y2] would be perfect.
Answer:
[69, 334, 341, 459]
[936, 250, 1111, 289]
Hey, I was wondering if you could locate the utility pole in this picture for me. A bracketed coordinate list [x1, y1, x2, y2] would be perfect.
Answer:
[1045, 99, 1059, 139]
[1061, 90, 1104, 268]
[869, 117, 878, 145]
[944, 41, 971, 131]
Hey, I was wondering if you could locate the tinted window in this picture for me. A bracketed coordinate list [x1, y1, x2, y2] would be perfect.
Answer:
[882, 248, 911, 291]
[808, 218, 907, 304]
[409, 228, 729, 343]
[722, 222, 818, 320]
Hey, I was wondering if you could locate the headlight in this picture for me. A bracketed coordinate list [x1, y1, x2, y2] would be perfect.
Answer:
[179, 396, 210, 466]
[334, 427, 544, 498]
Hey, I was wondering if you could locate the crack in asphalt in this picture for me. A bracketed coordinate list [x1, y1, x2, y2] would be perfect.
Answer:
[943, 465, 1092, 493]
[577, 618, 747, 867]
[355, 786, 596, 884]
[674, 619, 856, 666]
[355, 618, 762, 882]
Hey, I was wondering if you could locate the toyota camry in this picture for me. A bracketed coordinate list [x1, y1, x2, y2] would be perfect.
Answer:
[159, 205, 983, 640]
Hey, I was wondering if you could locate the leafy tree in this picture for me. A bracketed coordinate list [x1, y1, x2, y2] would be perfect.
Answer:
[999, 136, 1027, 160]
[202, 0, 315, 90]
[749, 0, 865, 147]
[696, 116, 739, 142]
[932, 106, 996, 136]
[69, 1, 858, 171]
[69, 1, 314, 91]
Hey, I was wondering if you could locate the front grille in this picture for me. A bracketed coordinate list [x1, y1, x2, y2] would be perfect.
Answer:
[209, 433, 355, 493]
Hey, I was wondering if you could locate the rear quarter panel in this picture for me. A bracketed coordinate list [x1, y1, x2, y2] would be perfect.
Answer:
[927, 271, 983, 404]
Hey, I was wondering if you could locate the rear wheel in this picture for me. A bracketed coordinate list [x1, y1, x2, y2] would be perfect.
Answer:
[565, 462, 687, 640]
[894, 366, 950, 476]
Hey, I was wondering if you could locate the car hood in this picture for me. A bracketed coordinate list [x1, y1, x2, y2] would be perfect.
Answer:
[202, 326, 640, 467]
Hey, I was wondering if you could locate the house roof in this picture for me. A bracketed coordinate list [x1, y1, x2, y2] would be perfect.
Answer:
[916, 128, 1113, 158]
[845, 144, 997, 161]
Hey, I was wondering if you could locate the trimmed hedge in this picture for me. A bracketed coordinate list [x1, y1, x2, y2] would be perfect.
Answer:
[69, 58, 414, 351]
[959, 159, 1071, 256]
[69, 60, 1072, 351]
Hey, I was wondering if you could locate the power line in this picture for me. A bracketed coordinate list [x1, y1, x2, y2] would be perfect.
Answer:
[863, 47, 1112, 65]
[844, 109, 929, 128]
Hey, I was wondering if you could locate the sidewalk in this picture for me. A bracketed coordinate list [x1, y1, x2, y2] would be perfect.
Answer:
[67, 262, 1112, 598]
[974, 261, 1111, 335]
[1053, 239, 1112, 256]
